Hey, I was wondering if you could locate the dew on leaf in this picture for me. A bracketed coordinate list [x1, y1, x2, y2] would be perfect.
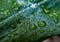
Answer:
[53, 18, 58, 24]
[8, 34, 11, 37]
[13, 32, 17, 35]
[15, 7, 19, 10]
[39, 29, 44, 33]
[13, 2, 17, 6]
[49, 14, 53, 17]
[24, 30, 27, 33]
[41, 5, 44, 8]
[11, 24, 17, 29]
[0, 8, 4, 11]
[53, 28, 57, 31]
[29, 24, 37, 30]
[4, 10, 10, 14]
[30, 0, 34, 2]
[37, 21, 46, 27]
[0, 12, 4, 14]
[44, 9, 49, 13]
[46, 30, 50, 32]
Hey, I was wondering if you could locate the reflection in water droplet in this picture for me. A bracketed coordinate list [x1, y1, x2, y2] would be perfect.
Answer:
[37, 21, 46, 27]
[11, 24, 17, 29]
[8, 34, 11, 37]
[39, 29, 44, 33]
[30, 0, 33, 2]
[0, 8, 4, 11]
[4, 10, 10, 14]
[49, 14, 53, 17]
[13, 32, 17, 35]
[46, 30, 50, 32]
[53, 28, 57, 31]
[44, 9, 49, 13]
[15, 7, 19, 11]
[29, 24, 37, 30]
[24, 30, 27, 33]
[54, 18, 58, 24]
[13, 2, 17, 6]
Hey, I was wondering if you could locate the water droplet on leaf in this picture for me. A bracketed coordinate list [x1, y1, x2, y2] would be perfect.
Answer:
[38, 21, 46, 27]
[29, 24, 37, 30]
[39, 29, 44, 33]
